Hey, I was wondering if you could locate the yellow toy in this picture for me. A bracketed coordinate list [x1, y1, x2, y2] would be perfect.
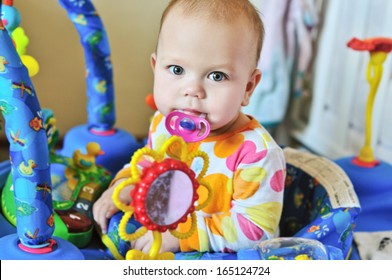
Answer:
[347, 37, 392, 166]
[71, 142, 105, 169]
[112, 136, 212, 260]
[64, 142, 105, 190]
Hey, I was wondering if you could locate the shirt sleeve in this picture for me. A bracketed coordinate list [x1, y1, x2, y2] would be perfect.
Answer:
[179, 142, 286, 253]
[108, 166, 131, 188]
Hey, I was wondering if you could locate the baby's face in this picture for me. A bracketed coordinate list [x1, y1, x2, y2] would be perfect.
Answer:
[151, 10, 260, 134]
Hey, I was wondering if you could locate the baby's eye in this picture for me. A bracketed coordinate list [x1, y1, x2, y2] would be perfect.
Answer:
[168, 65, 184, 75]
[208, 71, 227, 82]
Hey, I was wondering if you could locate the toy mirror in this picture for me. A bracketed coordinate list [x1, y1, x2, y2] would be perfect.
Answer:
[112, 136, 212, 260]
[146, 170, 194, 226]
[131, 158, 199, 232]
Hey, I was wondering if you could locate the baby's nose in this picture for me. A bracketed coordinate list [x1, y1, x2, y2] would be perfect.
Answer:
[184, 85, 205, 99]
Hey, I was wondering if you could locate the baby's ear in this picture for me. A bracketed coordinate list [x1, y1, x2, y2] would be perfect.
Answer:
[150, 53, 157, 72]
[242, 69, 262, 106]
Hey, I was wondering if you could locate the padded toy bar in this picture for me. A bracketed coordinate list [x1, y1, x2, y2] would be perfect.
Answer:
[0, 1, 53, 250]
[58, 0, 115, 131]
[58, 0, 142, 175]
[0, 0, 83, 259]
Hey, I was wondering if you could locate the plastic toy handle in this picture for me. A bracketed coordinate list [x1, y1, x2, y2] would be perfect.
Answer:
[148, 231, 162, 259]
[187, 150, 209, 179]
[357, 51, 387, 164]
[194, 179, 212, 210]
[118, 211, 148, 242]
[112, 178, 135, 212]
[169, 212, 197, 239]
[347, 37, 392, 167]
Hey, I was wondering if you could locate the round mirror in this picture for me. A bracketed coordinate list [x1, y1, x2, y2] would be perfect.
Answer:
[131, 158, 199, 231]
[146, 170, 193, 226]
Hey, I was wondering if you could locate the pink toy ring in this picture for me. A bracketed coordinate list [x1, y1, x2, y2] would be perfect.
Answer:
[165, 111, 210, 142]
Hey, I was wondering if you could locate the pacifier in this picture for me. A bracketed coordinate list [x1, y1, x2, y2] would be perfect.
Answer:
[165, 111, 210, 142]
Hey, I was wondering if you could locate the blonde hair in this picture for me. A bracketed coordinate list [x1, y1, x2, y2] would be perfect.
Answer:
[159, 0, 265, 64]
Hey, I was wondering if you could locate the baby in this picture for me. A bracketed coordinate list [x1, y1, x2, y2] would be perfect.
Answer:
[93, 0, 286, 256]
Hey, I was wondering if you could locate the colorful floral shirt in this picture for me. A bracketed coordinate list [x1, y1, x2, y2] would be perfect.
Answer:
[147, 111, 286, 253]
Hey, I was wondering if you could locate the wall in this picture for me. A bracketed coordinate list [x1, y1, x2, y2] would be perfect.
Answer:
[3, 0, 170, 141]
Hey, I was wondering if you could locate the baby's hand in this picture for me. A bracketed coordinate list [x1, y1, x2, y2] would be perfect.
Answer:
[93, 179, 132, 234]
[131, 230, 180, 254]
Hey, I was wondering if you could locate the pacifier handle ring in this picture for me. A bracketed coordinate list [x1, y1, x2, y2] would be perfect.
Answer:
[165, 113, 180, 135]
[195, 118, 210, 139]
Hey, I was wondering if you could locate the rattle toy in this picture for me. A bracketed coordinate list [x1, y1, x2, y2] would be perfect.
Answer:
[165, 111, 210, 142]
[112, 136, 212, 260]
